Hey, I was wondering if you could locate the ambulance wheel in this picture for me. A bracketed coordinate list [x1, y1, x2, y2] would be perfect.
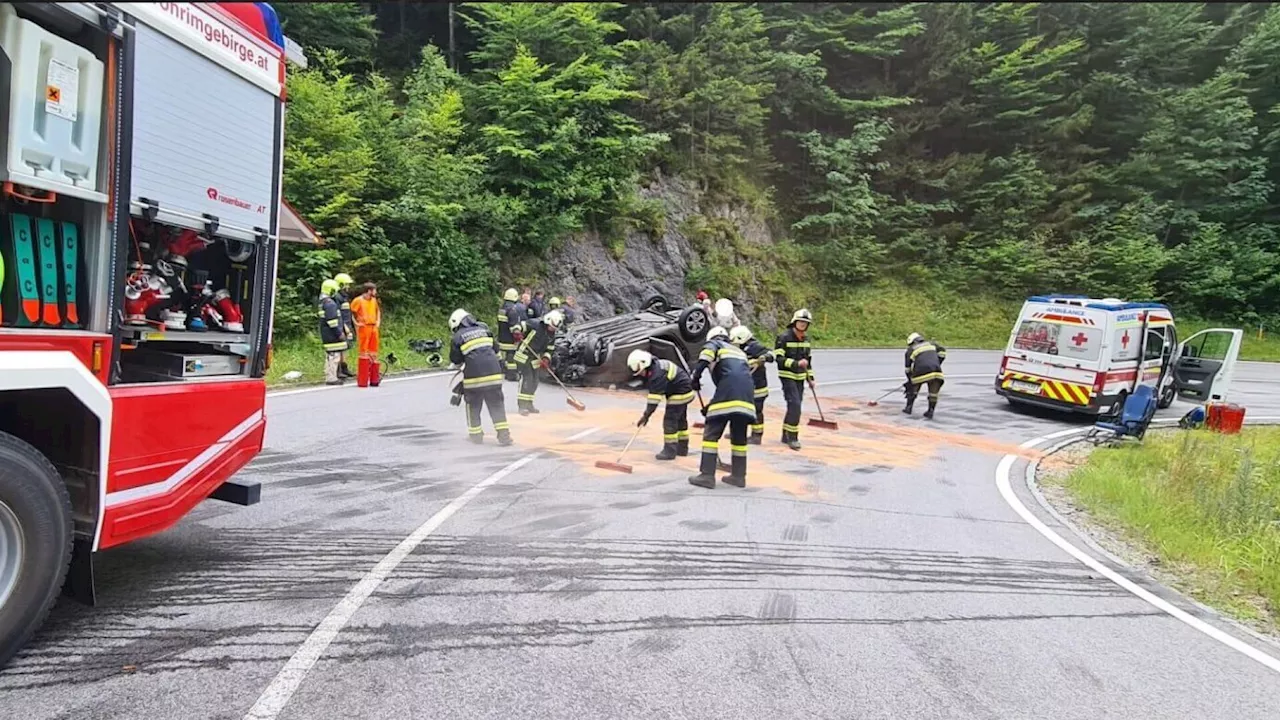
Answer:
[0, 432, 73, 669]
[1158, 384, 1176, 409]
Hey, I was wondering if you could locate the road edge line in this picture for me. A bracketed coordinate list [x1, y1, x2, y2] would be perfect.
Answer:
[995, 421, 1280, 676]
[242, 426, 601, 720]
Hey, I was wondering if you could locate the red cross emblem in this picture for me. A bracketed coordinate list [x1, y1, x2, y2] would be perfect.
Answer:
[1120, 331, 1130, 349]
[1072, 332, 1089, 347]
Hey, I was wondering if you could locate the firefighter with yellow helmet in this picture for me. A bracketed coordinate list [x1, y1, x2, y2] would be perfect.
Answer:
[628, 349, 696, 459]
[318, 279, 347, 386]
[333, 272, 356, 379]
[904, 332, 947, 419]
[774, 308, 815, 450]
[498, 288, 522, 381]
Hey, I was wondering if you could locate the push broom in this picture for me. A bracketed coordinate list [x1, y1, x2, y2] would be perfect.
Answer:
[807, 382, 839, 430]
[866, 386, 901, 407]
[595, 425, 643, 474]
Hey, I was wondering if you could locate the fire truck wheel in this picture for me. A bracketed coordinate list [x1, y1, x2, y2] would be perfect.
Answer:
[0, 432, 73, 669]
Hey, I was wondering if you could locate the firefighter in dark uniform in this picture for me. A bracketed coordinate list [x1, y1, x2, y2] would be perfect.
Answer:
[628, 349, 696, 460]
[774, 308, 815, 451]
[512, 309, 563, 415]
[688, 326, 756, 489]
[449, 309, 512, 444]
[498, 288, 521, 381]
[904, 332, 946, 419]
[318, 279, 348, 386]
[334, 273, 356, 379]
[730, 325, 773, 444]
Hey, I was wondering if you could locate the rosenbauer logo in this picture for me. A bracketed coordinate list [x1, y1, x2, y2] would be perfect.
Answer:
[158, 2, 270, 71]
[208, 187, 267, 215]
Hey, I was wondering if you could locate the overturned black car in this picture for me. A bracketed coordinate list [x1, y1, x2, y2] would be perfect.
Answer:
[545, 296, 711, 387]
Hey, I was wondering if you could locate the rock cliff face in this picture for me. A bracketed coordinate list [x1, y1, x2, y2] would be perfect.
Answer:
[536, 171, 779, 325]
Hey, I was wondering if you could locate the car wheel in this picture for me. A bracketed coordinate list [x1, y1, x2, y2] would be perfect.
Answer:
[0, 432, 73, 668]
[1157, 383, 1176, 409]
[677, 306, 710, 343]
[642, 294, 669, 312]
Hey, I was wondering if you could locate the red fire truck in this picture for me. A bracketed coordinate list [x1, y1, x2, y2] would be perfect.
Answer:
[0, 2, 306, 666]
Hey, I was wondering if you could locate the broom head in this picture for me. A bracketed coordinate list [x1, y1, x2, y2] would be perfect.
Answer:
[594, 460, 633, 474]
[566, 397, 586, 411]
[808, 418, 839, 430]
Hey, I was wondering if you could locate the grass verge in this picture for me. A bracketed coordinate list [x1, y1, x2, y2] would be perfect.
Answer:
[1045, 428, 1280, 629]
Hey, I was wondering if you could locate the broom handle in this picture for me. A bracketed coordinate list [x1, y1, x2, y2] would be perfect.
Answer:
[809, 381, 828, 422]
[617, 425, 643, 463]
[545, 363, 580, 403]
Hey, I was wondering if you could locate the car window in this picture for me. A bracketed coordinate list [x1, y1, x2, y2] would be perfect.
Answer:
[1181, 331, 1232, 361]
[1143, 328, 1166, 361]
[1014, 320, 1102, 361]
[1111, 326, 1141, 362]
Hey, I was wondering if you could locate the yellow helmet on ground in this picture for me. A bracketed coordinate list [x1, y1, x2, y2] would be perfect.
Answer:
[790, 308, 813, 327]
[729, 325, 752, 345]
[334, 273, 354, 287]
[321, 279, 340, 296]
[503, 288, 519, 302]
[627, 349, 653, 374]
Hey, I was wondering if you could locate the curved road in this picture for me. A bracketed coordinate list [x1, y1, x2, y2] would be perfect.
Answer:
[3, 350, 1280, 719]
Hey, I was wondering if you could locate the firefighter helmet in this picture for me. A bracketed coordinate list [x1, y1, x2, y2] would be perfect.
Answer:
[789, 308, 813, 327]
[907, 332, 923, 345]
[729, 325, 753, 345]
[543, 309, 565, 329]
[707, 326, 728, 341]
[321, 279, 340, 296]
[627, 349, 653, 375]
[503, 288, 519, 302]
[549, 296, 562, 308]
[335, 272, 354, 288]
[449, 308, 471, 330]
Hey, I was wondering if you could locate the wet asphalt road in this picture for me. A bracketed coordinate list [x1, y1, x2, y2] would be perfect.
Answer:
[2, 350, 1279, 719]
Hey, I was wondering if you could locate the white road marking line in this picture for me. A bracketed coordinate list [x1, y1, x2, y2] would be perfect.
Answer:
[768, 373, 989, 393]
[267, 369, 453, 398]
[995, 421, 1280, 675]
[243, 426, 601, 720]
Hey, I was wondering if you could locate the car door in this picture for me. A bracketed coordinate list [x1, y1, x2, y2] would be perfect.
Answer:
[1171, 328, 1244, 404]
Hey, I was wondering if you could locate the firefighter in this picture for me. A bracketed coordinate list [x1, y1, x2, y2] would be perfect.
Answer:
[904, 332, 947, 419]
[351, 282, 383, 387]
[628, 349, 696, 460]
[512, 309, 564, 415]
[498, 288, 520, 381]
[449, 308, 512, 445]
[317, 279, 347, 386]
[775, 308, 815, 451]
[688, 326, 756, 489]
[334, 273, 356, 379]
[730, 325, 773, 444]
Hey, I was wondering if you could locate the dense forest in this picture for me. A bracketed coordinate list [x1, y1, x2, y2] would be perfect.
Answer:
[274, 2, 1280, 336]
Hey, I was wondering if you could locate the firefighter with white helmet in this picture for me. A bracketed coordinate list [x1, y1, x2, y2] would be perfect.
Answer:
[730, 325, 773, 444]
[318, 279, 346, 386]
[333, 273, 356, 379]
[904, 332, 947, 419]
[449, 308, 512, 444]
[774, 308, 815, 450]
[498, 288, 522, 381]
[628, 349, 696, 459]
[511, 309, 563, 414]
[688, 324, 755, 488]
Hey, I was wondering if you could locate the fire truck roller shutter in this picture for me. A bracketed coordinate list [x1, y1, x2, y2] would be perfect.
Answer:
[127, 18, 278, 241]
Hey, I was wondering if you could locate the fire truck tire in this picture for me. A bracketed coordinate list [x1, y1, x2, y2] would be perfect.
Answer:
[0, 431, 73, 669]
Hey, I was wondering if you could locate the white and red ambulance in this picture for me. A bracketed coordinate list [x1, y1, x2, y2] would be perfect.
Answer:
[995, 295, 1243, 415]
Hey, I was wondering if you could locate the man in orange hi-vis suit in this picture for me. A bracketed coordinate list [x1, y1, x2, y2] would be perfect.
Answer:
[350, 282, 383, 387]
